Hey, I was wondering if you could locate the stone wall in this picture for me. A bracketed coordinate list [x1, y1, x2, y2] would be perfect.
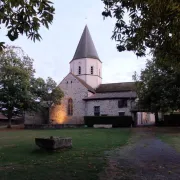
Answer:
[24, 111, 47, 125]
[86, 99, 134, 116]
[52, 73, 90, 124]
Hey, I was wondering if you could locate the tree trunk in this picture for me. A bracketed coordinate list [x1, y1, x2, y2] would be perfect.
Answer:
[155, 112, 159, 126]
[48, 106, 51, 124]
[7, 110, 12, 128]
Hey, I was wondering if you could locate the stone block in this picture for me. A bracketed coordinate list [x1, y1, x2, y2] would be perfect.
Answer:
[35, 137, 72, 150]
[93, 124, 112, 128]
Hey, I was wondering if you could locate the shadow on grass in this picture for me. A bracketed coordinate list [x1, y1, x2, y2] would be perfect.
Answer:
[31, 147, 72, 155]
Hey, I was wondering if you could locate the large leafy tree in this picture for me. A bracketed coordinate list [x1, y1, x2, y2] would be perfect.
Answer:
[0, 46, 64, 127]
[0, 0, 55, 50]
[0, 46, 34, 127]
[133, 59, 180, 116]
[31, 77, 64, 123]
[102, 0, 180, 63]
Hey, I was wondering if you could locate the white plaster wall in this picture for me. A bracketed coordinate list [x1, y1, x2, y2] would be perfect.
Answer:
[137, 112, 155, 125]
[58, 73, 89, 124]
[86, 99, 133, 116]
[70, 58, 102, 88]
[70, 58, 86, 75]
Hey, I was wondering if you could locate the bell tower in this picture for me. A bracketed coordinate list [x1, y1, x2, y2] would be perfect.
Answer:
[70, 25, 102, 89]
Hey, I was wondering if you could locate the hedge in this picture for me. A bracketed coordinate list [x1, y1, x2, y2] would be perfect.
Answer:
[157, 114, 180, 126]
[84, 116, 133, 127]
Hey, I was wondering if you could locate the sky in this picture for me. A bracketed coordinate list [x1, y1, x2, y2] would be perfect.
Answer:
[1, 0, 148, 84]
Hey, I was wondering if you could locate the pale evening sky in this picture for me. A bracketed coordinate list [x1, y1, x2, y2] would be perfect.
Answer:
[1, 0, 147, 84]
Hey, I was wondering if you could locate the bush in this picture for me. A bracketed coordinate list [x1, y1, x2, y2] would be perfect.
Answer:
[84, 116, 132, 128]
[157, 114, 180, 126]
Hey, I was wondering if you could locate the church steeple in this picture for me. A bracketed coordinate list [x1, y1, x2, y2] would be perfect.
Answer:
[72, 25, 100, 61]
[70, 25, 102, 89]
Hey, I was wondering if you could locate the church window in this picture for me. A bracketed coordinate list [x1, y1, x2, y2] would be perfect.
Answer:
[91, 66, 94, 74]
[118, 99, 127, 108]
[94, 106, 100, 116]
[78, 66, 81, 75]
[119, 112, 125, 116]
[68, 98, 73, 116]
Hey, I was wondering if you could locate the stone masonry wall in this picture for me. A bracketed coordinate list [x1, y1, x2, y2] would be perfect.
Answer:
[86, 99, 134, 116]
[53, 73, 90, 124]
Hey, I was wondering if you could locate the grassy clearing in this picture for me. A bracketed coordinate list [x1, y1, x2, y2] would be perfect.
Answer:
[0, 128, 130, 180]
[157, 128, 180, 152]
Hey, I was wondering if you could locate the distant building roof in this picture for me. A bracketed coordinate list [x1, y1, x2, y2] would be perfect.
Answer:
[71, 73, 96, 93]
[0, 113, 8, 120]
[71, 25, 101, 62]
[84, 92, 137, 101]
[95, 82, 136, 93]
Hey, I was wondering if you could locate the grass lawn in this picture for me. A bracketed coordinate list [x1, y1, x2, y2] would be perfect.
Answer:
[157, 128, 180, 152]
[0, 128, 130, 180]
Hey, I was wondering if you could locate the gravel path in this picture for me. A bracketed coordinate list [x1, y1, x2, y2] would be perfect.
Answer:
[100, 128, 180, 180]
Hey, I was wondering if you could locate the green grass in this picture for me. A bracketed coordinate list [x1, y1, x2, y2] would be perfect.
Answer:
[0, 128, 130, 180]
[157, 129, 180, 152]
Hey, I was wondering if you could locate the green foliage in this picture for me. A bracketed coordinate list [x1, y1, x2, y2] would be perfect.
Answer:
[0, 46, 35, 126]
[0, 46, 63, 127]
[0, 0, 55, 50]
[133, 59, 180, 113]
[0, 129, 131, 180]
[102, 0, 180, 59]
[32, 77, 64, 108]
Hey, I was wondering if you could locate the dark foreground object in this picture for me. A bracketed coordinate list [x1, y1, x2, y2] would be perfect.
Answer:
[35, 137, 72, 150]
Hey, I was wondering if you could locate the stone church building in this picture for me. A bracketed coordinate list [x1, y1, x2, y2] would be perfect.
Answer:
[25, 25, 155, 126]
[50, 25, 139, 125]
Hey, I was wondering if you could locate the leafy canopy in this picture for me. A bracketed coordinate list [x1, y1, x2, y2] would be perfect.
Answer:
[133, 59, 180, 113]
[0, 0, 55, 50]
[102, 0, 180, 58]
[0, 46, 64, 126]
[0, 46, 34, 121]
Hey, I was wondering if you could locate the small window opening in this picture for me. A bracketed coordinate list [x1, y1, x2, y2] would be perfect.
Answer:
[78, 66, 81, 75]
[91, 66, 94, 75]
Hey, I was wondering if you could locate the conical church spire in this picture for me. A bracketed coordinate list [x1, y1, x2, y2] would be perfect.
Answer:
[72, 25, 100, 61]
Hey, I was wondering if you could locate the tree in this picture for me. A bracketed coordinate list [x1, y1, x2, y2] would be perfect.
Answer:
[0, 46, 34, 128]
[0, 46, 64, 127]
[102, 0, 180, 63]
[40, 77, 64, 123]
[0, 0, 55, 51]
[133, 59, 180, 122]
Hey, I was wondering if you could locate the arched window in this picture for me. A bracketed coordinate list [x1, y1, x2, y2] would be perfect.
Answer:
[78, 66, 81, 75]
[68, 98, 73, 116]
[91, 66, 94, 74]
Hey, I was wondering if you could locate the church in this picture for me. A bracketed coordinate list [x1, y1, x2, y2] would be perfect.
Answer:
[25, 25, 155, 126]
[50, 25, 139, 125]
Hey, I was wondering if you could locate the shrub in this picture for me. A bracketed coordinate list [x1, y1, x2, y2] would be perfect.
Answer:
[84, 116, 132, 127]
[157, 114, 180, 126]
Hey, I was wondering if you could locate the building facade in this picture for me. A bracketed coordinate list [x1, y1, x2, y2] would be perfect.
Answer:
[25, 25, 155, 126]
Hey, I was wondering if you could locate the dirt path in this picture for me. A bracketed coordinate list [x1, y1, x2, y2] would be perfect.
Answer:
[100, 128, 180, 180]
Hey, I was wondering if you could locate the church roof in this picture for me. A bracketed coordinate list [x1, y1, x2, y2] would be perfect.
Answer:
[71, 73, 96, 93]
[84, 91, 137, 100]
[71, 25, 101, 62]
[95, 82, 136, 93]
